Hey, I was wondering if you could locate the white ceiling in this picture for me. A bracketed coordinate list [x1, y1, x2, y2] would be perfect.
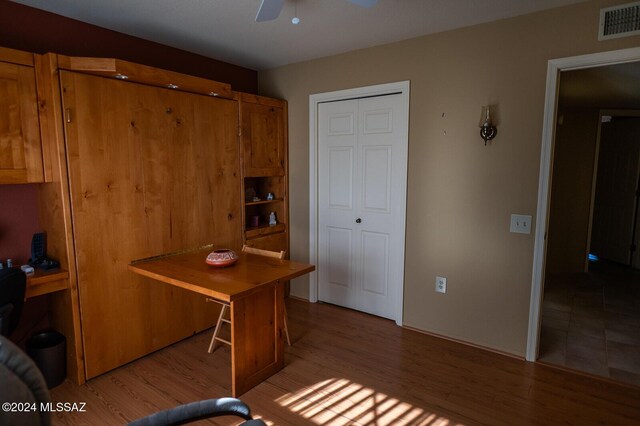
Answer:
[11, 0, 586, 70]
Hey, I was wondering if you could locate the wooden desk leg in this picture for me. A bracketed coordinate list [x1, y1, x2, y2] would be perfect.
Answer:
[230, 280, 284, 396]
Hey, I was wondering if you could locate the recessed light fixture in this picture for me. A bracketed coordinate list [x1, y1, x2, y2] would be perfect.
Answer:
[292, 16, 300, 24]
[167, 83, 179, 89]
[115, 74, 128, 80]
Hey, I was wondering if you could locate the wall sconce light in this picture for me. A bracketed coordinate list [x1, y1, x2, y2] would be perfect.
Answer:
[479, 105, 497, 145]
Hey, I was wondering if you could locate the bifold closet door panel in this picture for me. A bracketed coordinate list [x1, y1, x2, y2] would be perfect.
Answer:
[61, 71, 241, 378]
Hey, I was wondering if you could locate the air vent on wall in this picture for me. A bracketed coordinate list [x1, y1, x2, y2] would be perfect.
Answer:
[599, 1, 640, 40]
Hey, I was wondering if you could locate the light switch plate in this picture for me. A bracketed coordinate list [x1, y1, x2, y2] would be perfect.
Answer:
[510, 214, 532, 234]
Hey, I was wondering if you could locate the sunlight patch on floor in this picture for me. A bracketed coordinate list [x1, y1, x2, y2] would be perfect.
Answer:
[276, 378, 459, 425]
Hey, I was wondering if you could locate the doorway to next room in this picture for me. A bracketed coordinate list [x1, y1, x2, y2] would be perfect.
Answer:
[539, 61, 640, 387]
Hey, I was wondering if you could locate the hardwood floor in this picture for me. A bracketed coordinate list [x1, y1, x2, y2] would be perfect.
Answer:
[50, 298, 640, 425]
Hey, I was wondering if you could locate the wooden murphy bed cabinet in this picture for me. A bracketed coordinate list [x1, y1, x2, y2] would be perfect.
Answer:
[240, 93, 289, 255]
[19, 52, 289, 382]
[0, 47, 46, 183]
[60, 64, 241, 379]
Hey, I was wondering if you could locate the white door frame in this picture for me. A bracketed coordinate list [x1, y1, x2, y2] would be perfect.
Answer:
[526, 47, 640, 361]
[309, 81, 410, 326]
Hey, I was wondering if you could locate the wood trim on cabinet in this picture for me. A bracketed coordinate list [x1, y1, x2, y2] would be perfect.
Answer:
[239, 92, 285, 108]
[0, 45, 34, 66]
[282, 100, 289, 256]
[0, 170, 28, 183]
[34, 53, 59, 182]
[34, 53, 86, 384]
[57, 55, 233, 99]
[25, 270, 69, 299]
[245, 223, 286, 239]
[244, 232, 288, 253]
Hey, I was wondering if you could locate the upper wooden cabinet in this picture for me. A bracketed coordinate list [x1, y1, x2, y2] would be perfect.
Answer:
[0, 47, 44, 183]
[240, 93, 287, 177]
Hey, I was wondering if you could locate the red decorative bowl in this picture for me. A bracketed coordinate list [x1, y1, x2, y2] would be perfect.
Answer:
[205, 249, 239, 267]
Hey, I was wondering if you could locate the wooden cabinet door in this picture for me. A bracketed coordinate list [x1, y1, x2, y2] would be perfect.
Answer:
[241, 95, 286, 177]
[0, 61, 43, 183]
[61, 71, 242, 378]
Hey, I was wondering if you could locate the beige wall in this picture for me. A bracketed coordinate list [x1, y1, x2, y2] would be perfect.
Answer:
[546, 108, 599, 275]
[258, 0, 640, 356]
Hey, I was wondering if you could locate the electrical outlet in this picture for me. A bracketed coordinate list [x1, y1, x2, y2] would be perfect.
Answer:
[510, 214, 532, 234]
[435, 276, 447, 294]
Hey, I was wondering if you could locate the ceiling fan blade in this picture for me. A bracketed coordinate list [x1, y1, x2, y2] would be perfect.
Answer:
[345, 0, 379, 8]
[255, 0, 284, 22]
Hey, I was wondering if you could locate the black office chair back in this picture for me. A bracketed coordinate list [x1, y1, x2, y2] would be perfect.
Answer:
[0, 334, 51, 425]
[0, 334, 264, 426]
[0, 268, 27, 337]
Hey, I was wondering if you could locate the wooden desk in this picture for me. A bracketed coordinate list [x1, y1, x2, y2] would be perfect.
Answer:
[26, 269, 69, 299]
[128, 248, 314, 396]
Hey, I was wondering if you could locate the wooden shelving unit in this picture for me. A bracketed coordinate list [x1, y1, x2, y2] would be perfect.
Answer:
[240, 93, 289, 254]
[245, 198, 284, 206]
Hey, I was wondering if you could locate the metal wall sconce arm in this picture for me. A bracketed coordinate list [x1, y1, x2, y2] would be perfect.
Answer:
[479, 105, 497, 145]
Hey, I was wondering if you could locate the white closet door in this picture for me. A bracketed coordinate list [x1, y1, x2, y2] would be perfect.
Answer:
[318, 93, 407, 320]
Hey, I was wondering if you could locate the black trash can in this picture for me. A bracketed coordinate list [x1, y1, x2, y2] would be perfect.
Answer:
[26, 330, 66, 389]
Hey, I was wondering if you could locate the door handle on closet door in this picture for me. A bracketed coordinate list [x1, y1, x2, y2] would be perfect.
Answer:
[355, 218, 362, 223]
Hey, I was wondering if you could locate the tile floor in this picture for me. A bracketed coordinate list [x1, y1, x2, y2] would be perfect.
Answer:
[539, 261, 640, 387]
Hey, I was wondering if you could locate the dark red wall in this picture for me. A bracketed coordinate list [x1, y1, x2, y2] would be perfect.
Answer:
[0, 0, 257, 93]
[0, 185, 40, 265]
